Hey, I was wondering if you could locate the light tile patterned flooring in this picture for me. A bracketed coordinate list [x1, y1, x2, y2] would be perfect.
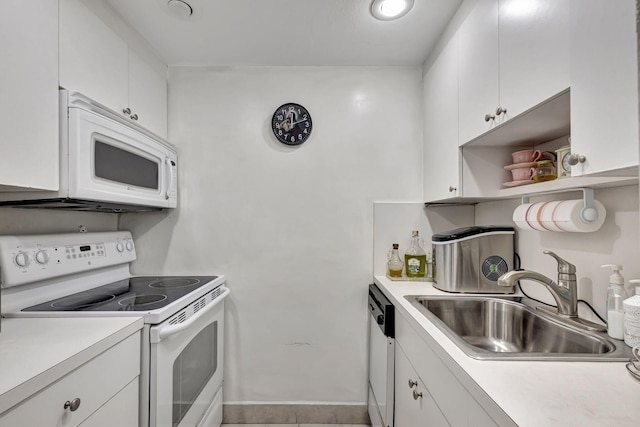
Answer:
[222, 424, 371, 427]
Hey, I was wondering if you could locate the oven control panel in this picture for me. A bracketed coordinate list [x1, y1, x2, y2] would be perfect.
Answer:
[0, 232, 136, 288]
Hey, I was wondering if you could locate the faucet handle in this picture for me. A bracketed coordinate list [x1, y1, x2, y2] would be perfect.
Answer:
[543, 250, 576, 274]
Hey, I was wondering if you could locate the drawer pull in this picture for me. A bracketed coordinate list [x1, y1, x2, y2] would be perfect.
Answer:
[408, 379, 418, 388]
[412, 390, 423, 400]
[64, 398, 81, 412]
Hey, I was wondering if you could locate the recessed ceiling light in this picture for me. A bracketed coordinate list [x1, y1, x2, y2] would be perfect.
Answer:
[167, 0, 193, 19]
[370, 0, 415, 21]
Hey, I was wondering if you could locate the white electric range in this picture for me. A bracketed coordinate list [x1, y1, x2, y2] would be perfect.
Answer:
[0, 231, 229, 427]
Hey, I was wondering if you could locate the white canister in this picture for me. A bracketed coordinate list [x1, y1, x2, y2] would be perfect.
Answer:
[623, 280, 640, 347]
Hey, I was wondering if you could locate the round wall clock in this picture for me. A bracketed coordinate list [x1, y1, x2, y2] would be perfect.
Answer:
[271, 103, 313, 145]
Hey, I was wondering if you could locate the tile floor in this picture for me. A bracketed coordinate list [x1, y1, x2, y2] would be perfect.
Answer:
[222, 425, 371, 427]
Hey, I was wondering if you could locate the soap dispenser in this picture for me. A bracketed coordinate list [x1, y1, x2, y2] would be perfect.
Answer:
[623, 279, 640, 347]
[602, 264, 628, 340]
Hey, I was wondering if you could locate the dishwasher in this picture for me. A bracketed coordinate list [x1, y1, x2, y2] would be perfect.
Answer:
[367, 283, 395, 427]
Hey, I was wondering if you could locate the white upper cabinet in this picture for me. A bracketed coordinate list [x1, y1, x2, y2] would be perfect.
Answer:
[458, 0, 500, 144]
[458, 0, 570, 145]
[499, 0, 570, 121]
[0, 0, 59, 191]
[569, 0, 639, 177]
[423, 34, 460, 202]
[59, 0, 168, 138]
[128, 50, 168, 138]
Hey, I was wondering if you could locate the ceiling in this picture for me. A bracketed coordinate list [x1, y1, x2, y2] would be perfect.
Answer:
[105, 0, 462, 66]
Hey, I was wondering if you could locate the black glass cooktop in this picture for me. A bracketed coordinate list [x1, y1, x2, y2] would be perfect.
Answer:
[22, 276, 218, 312]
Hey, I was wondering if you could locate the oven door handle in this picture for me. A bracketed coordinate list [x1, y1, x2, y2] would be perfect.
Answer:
[151, 286, 230, 343]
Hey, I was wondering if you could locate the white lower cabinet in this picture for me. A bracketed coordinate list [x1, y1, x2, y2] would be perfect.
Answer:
[395, 343, 449, 427]
[394, 314, 506, 427]
[0, 332, 140, 427]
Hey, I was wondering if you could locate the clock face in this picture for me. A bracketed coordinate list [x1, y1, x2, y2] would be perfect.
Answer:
[271, 103, 312, 145]
[561, 152, 572, 172]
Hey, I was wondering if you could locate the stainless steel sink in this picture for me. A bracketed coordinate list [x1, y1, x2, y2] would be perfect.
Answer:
[406, 296, 631, 361]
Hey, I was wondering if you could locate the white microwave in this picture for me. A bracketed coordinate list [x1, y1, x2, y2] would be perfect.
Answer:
[0, 90, 177, 212]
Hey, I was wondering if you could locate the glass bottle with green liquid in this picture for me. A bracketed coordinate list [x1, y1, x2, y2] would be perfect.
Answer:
[405, 230, 427, 278]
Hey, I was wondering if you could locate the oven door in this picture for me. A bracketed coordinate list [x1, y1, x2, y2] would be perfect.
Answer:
[149, 287, 229, 427]
[67, 106, 177, 208]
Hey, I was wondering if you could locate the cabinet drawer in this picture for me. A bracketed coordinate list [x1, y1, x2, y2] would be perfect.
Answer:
[0, 331, 140, 426]
[79, 377, 139, 427]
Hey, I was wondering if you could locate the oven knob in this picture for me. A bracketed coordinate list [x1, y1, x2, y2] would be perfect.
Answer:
[35, 250, 49, 265]
[376, 314, 385, 325]
[116, 242, 125, 252]
[15, 251, 30, 267]
[125, 241, 134, 251]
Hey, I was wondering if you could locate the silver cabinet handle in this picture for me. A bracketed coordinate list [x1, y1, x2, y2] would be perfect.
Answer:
[567, 153, 586, 166]
[130, 113, 139, 121]
[64, 398, 81, 412]
[484, 113, 495, 122]
[412, 390, 423, 400]
[448, 186, 457, 193]
[495, 106, 507, 116]
[122, 107, 131, 115]
[408, 379, 418, 388]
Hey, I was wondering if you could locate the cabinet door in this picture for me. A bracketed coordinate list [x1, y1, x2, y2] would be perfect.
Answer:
[570, 0, 639, 176]
[59, 0, 129, 115]
[458, 0, 499, 144]
[394, 344, 449, 427]
[128, 50, 168, 138]
[499, 0, 570, 119]
[0, 0, 58, 191]
[424, 34, 460, 202]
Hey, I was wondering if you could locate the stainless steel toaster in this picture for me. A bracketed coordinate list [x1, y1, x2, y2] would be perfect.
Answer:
[431, 226, 515, 294]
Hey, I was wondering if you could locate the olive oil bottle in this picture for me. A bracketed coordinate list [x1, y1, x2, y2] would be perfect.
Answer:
[405, 230, 427, 278]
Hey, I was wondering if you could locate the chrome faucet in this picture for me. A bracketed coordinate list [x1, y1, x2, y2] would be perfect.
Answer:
[497, 251, 606, 332]
[497, 250, 577, 317]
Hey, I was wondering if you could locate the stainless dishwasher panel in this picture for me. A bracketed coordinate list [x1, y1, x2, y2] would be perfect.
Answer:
[368, 284, 394, 427]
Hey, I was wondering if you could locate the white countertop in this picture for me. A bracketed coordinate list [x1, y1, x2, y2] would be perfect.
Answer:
[0, 316, 144, 415]
[374, 275, 640, 427]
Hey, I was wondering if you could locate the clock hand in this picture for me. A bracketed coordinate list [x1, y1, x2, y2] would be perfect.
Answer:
[291, 119, 307, 126]
[280, 120, 292, 132]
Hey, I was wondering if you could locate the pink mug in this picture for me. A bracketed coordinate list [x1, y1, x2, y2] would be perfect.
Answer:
[512, 149, 541, 164]
[510, 167, 533, 181]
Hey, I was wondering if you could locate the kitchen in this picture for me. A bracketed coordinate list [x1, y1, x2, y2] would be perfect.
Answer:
[0, 0, 639, 426]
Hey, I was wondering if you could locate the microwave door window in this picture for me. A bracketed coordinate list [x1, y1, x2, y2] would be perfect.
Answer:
[94, 140, 159, 190]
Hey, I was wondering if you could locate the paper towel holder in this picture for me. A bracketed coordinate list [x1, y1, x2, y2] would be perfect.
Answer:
[521, 188, 599, 223]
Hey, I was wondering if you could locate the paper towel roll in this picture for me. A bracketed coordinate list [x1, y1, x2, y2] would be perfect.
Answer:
[513, 199, 606, 232]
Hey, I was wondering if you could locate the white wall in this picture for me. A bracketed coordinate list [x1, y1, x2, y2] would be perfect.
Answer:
[120, 66, 424, 404]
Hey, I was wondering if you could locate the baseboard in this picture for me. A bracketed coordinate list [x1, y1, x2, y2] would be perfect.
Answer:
[222, 403, 370, 424]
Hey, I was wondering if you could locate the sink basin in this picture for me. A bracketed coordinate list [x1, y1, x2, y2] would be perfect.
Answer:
[406, 296, 631, 361]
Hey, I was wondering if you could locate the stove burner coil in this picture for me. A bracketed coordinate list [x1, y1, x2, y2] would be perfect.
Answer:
[149, 278, 201, 288]
[118, 294, 168, 307]
[51, 294, 116, 309]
